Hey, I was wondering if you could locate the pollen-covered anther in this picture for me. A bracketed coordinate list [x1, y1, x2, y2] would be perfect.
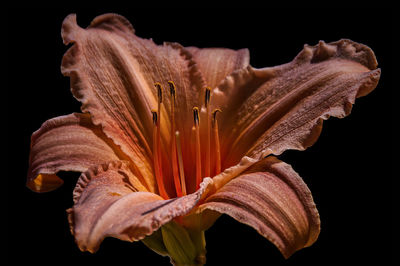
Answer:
[212, 109, 222, 127]
[151, 109, 158, 125]
[154, 82, 163, 103]
[193, 107, 200, 126]
[204, 87, 211, 108]
[167, 81, 176, 98]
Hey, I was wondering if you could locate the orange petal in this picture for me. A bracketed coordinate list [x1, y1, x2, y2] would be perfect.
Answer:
[68, 160, 212, 253]
[197, 156, 320, 259]
[27, 113, 130, 192]
[61, 14, 206, 191]
[186, 47, 249, 89]
[214, 40, 380, 167]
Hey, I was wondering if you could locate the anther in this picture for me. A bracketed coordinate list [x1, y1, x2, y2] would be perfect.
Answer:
[154, 82, 163, 103]
[167, 81, 176, 99]
[151, 110, 158, 125]
[193, 107, 200, 126]
[204, 87, 211, 107]
[212, 109, 222, 127]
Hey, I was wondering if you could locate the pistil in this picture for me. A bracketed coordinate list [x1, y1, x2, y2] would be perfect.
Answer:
[193, 107, 202, 189]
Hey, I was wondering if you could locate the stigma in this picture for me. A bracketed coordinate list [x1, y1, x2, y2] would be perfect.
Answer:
[151, 82, 221, 199]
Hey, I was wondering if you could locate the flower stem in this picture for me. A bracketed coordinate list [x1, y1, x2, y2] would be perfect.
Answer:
[188, 229, 206, 266]
[161, 221, 206, 266]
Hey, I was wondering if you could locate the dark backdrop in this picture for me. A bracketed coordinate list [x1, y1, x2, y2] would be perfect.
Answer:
[7, 7, 394, 265]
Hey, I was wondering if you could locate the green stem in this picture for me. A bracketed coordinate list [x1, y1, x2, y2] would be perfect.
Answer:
[141, 229, 168, 256]
[161, 221, 207, 266]
[188, 229, 206, 265]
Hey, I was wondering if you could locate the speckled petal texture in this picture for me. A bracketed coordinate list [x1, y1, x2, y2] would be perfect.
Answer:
[198, 157, 320, 258]
[67, 161, 212, 253]
[213, 40, 380, 168]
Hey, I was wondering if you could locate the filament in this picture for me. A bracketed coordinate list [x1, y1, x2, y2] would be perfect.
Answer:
[193, 107, 202, 189]
[212, 109, 222, 175]
[151, 110, 168, 199]
[168, 81, 182, 197]
[175, 131, 187, 196]
[151, 81, 224, 197]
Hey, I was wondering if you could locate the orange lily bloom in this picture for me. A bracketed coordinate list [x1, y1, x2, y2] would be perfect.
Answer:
[27, 13, 380, 265]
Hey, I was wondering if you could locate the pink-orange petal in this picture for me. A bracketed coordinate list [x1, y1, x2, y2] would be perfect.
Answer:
[68, 160, 213, 253]
[186, 46, 250, 89]
[214, 40, 380, 168]
[61, 15, 207, 193]
[27, 113, 127, 192]
[198, 157, 320, 259]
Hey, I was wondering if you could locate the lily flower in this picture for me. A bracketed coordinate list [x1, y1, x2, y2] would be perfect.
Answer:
[27, 13, 380, 265]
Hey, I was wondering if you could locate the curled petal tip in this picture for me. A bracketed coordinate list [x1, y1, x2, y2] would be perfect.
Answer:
[61, 13, 80, 44]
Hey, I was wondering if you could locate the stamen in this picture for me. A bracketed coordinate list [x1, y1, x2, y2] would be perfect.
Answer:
[193, 107, 202, 189]
[212, 109, 222, 175]
[175, 131, 187, 196]
[154, 83, 163, 156]
[167, 81, 182, 197]
[155, 83, 163, 181]
[151, 110, 169, 199]
[204, 87, 211, 178]
[154, 83, 163, 165]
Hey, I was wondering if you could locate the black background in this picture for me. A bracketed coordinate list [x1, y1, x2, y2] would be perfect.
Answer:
[7, 8, 394, 265]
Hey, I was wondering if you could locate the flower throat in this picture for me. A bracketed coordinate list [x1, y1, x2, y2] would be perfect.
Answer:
[152, 81, 221, 199]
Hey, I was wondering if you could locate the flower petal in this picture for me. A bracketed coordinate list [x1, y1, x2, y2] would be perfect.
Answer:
[197, 157, 320, 259]
[179, 156, 257, 230]
[68, 160, 212, 253]
[201, 156, 258, 199]
[61, 14, 206, 192]
[214, 40, 380, 167]
[186, 47, 249, 88]
[27, 113, 129, 192]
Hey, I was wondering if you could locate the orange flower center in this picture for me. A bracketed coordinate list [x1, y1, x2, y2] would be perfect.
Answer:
[152, 81, 221, 199]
